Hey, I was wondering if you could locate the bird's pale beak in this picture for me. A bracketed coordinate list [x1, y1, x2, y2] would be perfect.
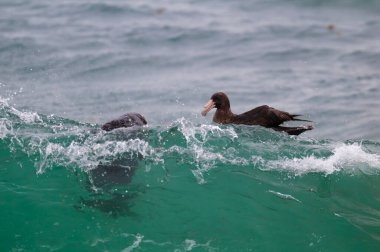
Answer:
[201, 100, 215, 116]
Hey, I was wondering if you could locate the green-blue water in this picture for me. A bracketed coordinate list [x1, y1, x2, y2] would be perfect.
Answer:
[1, 0, 380, 251]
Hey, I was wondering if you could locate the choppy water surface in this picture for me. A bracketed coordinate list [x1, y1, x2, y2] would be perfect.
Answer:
[1, 0, 380, 251]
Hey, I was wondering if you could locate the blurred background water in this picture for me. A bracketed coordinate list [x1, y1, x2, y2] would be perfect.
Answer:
[1, 0, 380, 251]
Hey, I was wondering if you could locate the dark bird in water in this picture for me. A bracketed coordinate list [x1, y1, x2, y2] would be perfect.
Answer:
[102, 113, 147, 131]
[78, 112, 148, 216]
[201, 92, 313, 136]
[94, 112, 148, 191]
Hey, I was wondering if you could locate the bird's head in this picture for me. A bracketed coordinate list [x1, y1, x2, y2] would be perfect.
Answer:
[201, 92, 231, 116]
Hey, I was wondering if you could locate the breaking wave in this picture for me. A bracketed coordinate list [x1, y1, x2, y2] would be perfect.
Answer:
[1, 98, 380, 184]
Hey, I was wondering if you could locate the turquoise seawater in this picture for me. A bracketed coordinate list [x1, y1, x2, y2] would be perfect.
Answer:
[1, 0, 380, 251]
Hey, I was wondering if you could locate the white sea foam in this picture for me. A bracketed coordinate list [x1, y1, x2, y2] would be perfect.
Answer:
[268, 143, 380, 175]
[268, 190, 302, 203]
[37, 138, 155, 174]
[165, 118, 243, 183]
[0, 96, 8, 106]
[181, 239, 214, 252]
[0, 118, 12, 139]
[191, 144, 249, 168]
[121, 234, 144, 252]
[1, 94, 41, 125]
[119, 235, 214, 252]
[175, 117, 237, 144]
[10, 107, 42, 123]
[184, 239, 196, 251]
[0, 101, 13, 135]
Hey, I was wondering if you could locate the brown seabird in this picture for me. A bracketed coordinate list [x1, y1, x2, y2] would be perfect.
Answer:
[201, 92, 313, 136]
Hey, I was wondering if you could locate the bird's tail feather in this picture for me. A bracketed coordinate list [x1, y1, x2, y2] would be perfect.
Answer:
[272, 125, 313, 136]
[291, 115, 313, 123]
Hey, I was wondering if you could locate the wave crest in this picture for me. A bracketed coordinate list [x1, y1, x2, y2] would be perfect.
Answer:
[267, 143, 380, 175]
[2, 100, 380, 180]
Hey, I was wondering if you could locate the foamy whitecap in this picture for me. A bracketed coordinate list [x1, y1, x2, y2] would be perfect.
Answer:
[268, 143, 380, 175]
[0, 118, 13, 139]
